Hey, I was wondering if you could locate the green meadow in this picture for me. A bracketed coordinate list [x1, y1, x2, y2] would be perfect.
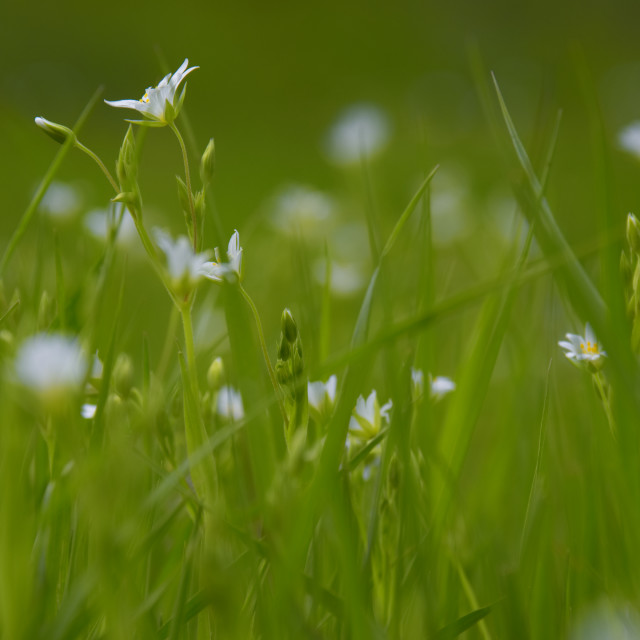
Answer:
[2, 2, 640, 637]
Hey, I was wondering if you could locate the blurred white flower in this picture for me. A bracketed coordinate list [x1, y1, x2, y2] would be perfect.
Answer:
[349, 390, 392, 442]
[411, 368, 424, 401]
[619, 121, 640, 158]
[308, 374, 337, 422]
[202, 230, 243, 283]
[15, 333, 88, 402]
[568, 599, 640, 640]
[84, 207, 138, 247]
[325, 103, 390, 166]
[153, 228, 213, 294]
[39, 181, 82, 220]
[313, 259, 365, 297]
[270, 184, 334, 237]
[217, 385, 244, 421]
[430, 375, 456, 400]
[558, 323, 607, 371]
[81, 403, 97, 419]
[105, 59, 198, 126]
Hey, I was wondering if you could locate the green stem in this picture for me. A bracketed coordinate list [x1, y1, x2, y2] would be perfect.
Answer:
[239, 284, 288, 428]
[181, 302, 199, 396]
[75, 142, 119, 192]
[170, 122, 198, 251]
[594, 371, 617, 440]
[0, 87, 103, 275]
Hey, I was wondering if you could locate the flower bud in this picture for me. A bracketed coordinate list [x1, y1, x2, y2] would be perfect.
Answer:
[628, 213, 640, 256]
[116, 126, 137, 188]
[207, 357, 225, 391]
[621, 250, 633, 288]
[282, 308, 298, 343]
[35, 117, 76, 145]
[200, 138, 215, 186]
[277, 336, 290, 361]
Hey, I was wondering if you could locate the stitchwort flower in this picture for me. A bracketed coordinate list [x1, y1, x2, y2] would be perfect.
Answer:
[217, 385, 244, 421]
[105, 59, 198, 126]
[153, 228, 213, 296]
[308, 374, 337, 423]
[349, 390, 392, 443]
[558, 323, 607, 371]
[202, 230, 243, 283]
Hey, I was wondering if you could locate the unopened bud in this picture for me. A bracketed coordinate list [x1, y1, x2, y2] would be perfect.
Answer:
[200, 138, 215, 185]
[628, 213, 640, 256]
[35, 117, 76, 145]
[282, 308, 298, 343]
[116, 126, 137, 188]
[277, 336, 290, 361]
[207, 357, 225, 391]
[621, 250, 633, 287]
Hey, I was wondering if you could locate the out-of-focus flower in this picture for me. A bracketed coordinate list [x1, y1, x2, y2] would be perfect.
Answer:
[430, 374, 456, 400]
[153, 228, 213, 294]
[325, 103, 390, 166]
[270, 184, 334, 238]
[202, 230, 243, 283]
[39, 181, 82, 220]
[84, 207, 138, 247]
[217, 385, 244, 421]
[619, 121, 640, 158]
[308, 374, 337, 423]
[105, 59, 198, 126]
[411, 368, 424, 401]
[568, 598, 640, 640]
[15, 333, 88, 405]
[349, 390, 392, 442]
[558, 323, 607, 371]
[313, 259, 365, 297]
[81, 403, 97, 419]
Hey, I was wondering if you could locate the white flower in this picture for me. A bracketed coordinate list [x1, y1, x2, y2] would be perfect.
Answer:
[105, 59, 198, 126]
[84, 207, 138, 248]
[558, 323, 607, 371]
[349, 390, 392, 442]
[153, 228, 212, 294]
[429, 375, 456, 400]
[39, 181, 82, 220]
[270, 184, 334, 237]
[217, 385, 244, 421]
[15, 333, 88, 401]
[81, 403, 97, 419]
[202, 230, 243, 283]
[619, 121, 640, 158]
[325, 103, 390, 165]
[308, 374, 337, 422]
[411, 368, 424, 401]
[313, 260, 365, 297]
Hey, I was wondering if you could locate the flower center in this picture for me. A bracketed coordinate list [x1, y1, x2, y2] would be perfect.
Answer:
[580, 341, 599, 355]
[140, 92, 150, 103]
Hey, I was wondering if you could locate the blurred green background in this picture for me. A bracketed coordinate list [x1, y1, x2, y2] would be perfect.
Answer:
[3, 0, 640, 358]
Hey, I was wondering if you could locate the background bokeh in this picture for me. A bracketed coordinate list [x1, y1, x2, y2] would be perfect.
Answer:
[3, 0, 640, 362]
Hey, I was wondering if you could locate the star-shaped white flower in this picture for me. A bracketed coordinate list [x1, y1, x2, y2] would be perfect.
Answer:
[105, 59, 198, 126]
[430, 375, 456, 400]
[153, 228, 212, 294]
[349, 390, 392, 442]
[558, 323, 607, 371]
[202, 230, 243, 283]
[308, 374, 337, 422]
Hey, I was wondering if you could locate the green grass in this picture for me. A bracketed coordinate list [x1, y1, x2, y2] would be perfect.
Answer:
[1, 55, 640, 640]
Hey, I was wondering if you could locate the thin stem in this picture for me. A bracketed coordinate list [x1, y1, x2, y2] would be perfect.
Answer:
[75, 142, 119, 192]
[158, 304, 180, 380]
[181, 302, 199, 396]
[170, 122, 198, 251]
[239, 284, 288, 428]
[594, 371, 617, 440]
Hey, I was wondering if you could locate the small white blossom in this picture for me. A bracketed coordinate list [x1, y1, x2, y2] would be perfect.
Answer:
[105, 59, 198, 126]
[153, 228, 212, 294]
[558, 323, 607, 371]
[308, 374, 337, 422]
[619, 121, 640, 158]
[411, 368, 424, 401]
[325, 103, 390, 166]
[217, 385, 244, 421]
[81, 403, 97, 419]
[202, 230, 243, 283]
[84, 207, 138, 248]
[430, 375, 456, 400]
[349, 390, 392, 442]
[15, 334, 88, 402]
